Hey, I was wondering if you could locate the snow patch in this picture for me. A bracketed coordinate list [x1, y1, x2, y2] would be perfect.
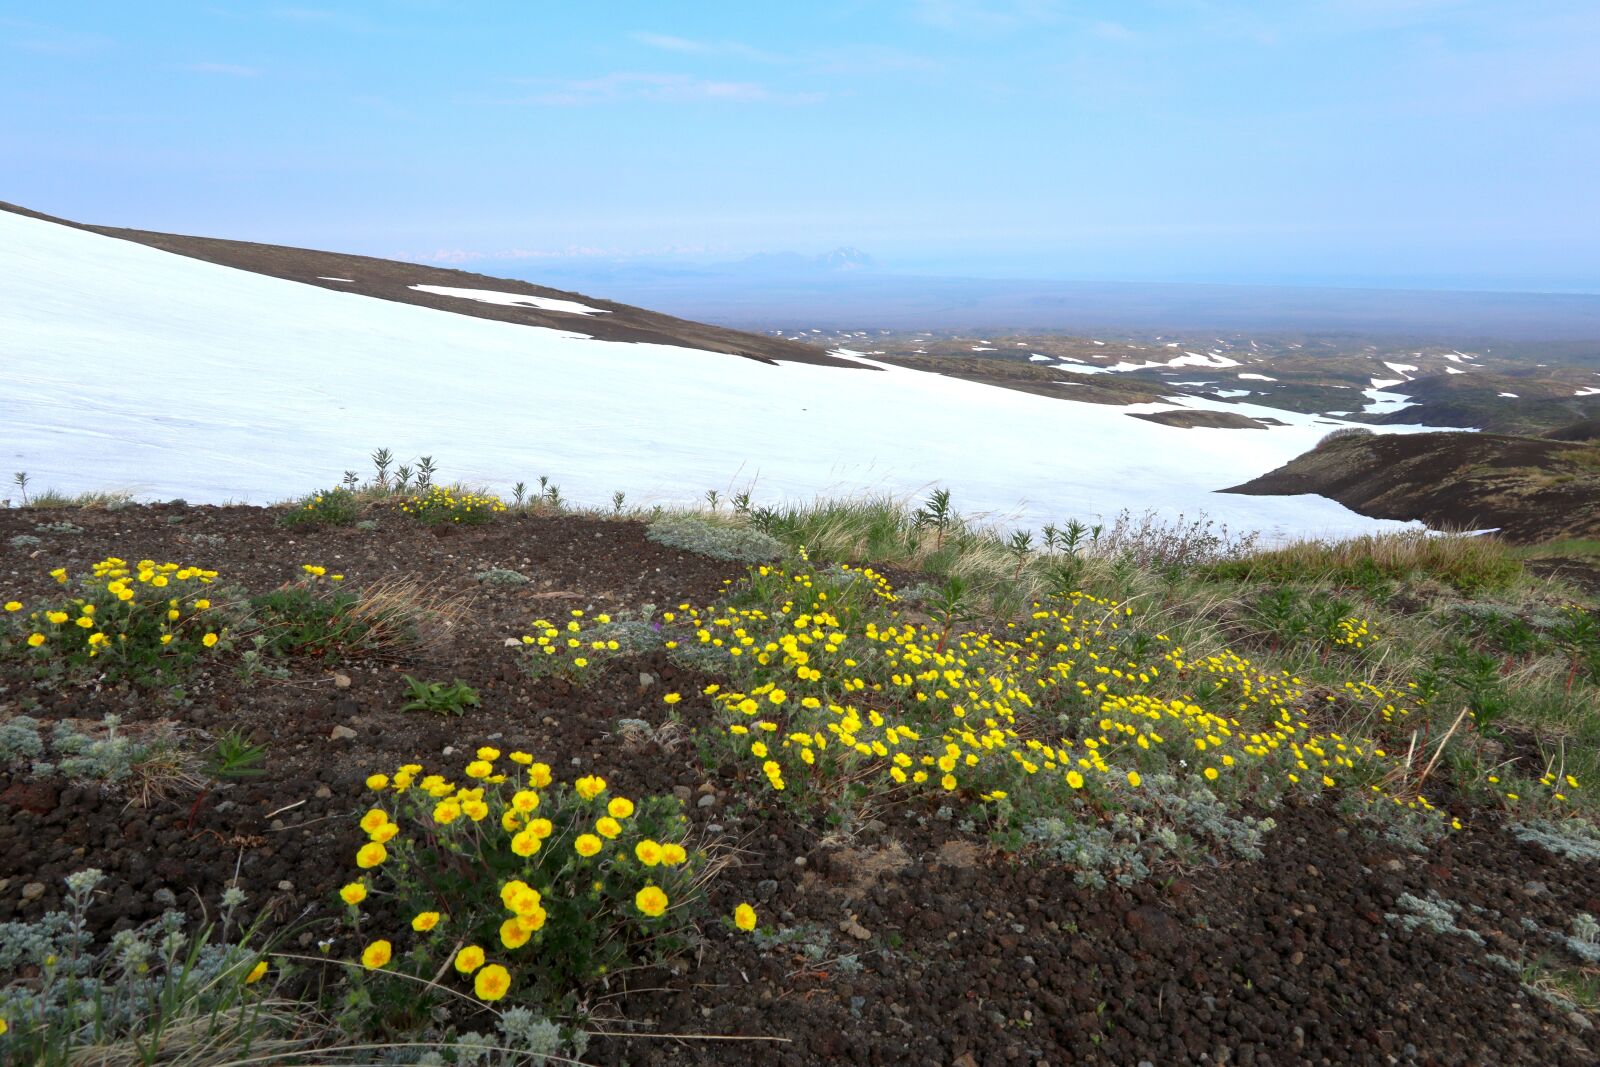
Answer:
[409, 285, 608, 316]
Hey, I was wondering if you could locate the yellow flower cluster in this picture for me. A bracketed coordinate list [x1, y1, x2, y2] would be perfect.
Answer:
[657, 562, 1576, 824]
[519, 609, 623, 674]
[347, 749, 698, 1004]
[1333, 616, 1375, 649]
[398, 485, 507, 525]
[9, 557, 221, 660]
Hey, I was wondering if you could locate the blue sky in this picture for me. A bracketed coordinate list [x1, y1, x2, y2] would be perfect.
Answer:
[3, 1, 1597, 292]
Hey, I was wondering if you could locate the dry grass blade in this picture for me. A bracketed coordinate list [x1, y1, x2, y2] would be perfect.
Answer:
[350, 573, 471, 658]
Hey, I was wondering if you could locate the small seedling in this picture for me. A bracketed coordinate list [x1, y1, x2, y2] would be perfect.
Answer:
[400, 674, 481, 716]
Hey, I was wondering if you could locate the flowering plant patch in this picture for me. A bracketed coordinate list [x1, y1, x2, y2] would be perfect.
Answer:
[397, 486, 506, 526]
[1, 557, 224, 685]
[338, 751, 705, 1014]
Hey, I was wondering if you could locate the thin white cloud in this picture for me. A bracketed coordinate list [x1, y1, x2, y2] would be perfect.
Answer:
[187, 61, 261, 77]
[515, 72, 824, 106]
[630, 32, 784, 63]
[911, 0, 1062, 31]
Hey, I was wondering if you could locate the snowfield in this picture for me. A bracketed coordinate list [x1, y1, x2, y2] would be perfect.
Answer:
[2, 210, 1428, 538]
[408, 285, 608, 315]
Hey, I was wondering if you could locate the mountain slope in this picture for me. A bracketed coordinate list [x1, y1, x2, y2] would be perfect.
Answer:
[0, 204, 1422, 536]
[1225, 430, 1600, 542]
[0, 201, 857, 370]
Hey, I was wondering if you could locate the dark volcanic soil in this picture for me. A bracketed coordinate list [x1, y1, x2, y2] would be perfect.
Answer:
[0, 201, 865, 371]
[1226, 431, 1600, 543]
[3, 505, 1599, 1066]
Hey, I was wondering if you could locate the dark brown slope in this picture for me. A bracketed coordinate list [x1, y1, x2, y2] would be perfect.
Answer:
[1224, 431, 1600, 543]
[0, 200, 864, 370]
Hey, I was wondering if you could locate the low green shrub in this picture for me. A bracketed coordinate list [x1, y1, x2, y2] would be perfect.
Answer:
[400, 675, 481, 716]
[646, 514, 782, 562]
[280, 487, 362, 528]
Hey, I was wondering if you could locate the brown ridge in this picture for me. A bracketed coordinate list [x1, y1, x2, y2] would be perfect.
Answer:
[0, 200, 868, 370]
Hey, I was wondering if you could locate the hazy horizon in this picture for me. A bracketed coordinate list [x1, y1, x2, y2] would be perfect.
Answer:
[4, 2, 1599, 298]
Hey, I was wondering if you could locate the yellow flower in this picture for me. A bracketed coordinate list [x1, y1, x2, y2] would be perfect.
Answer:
[369, 823, 399, 844]
[411, 911, 441, 932]
[607, 797, 635, 819]
[734, 903, 757, 931]
[194, 599, 210, 610]
[660, 842, 687, 866]
[432, 801, 462, 825]
[338, 882, 367, 906]
[941, 774, 957, 791]
[474, 963, 511, 1001]
[664, 692, 682, 705]
[476, 746, 501, 761]
[27, 633, 45, 648]
[75, 616, 95, 629]
[202, 632, 219, 648]
[634, 839, 662, 866]
[529, 762, 553, 787]
[453, 945, 485, 974]
[365, 774, 390, 790]
[464, 760, 492, 779]
[1203, 767, 1219, 781]
[1065, 770, 1085, 789]
[528, 818, 553, 839]
[1127, 771, 1142, 788]
[635, 885, 669, 918]
[359, 809, 389, 834]
[510, 829, 542, 857]
[595, 816, 622, 839]
[575, 774, 607, 800]
[516, 905, 548, 932]
[355, 842, 387, 868]
[244, 960, 269, 984]
[0, 1017, 8, 1035]
[360, 939, 392, 970]
[3, 601, 20, 612]
[511, 790, 540, 813]
[574, 833, 602, 857]
[46, 611, 69, 625]
[500, 917, 532, 949]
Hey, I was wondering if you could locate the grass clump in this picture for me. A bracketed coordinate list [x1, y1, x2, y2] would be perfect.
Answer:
[1207, 530, 1522, 594]
[647, 513, 783, 562]
[0, 871, 315, 1066]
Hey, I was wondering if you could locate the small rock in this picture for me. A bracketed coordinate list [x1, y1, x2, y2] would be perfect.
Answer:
[442, 745, 457, 756]
[153, 888, 177, 908]
[705, 823, 724, 834]
[277, 880, 295, 892]
[543, 717, 557, 727]
[640, 672, 655, 688]
[314, 785, 333, 799]
[1571, 1011, 1594, 1031]
[329, 725, 358, 741]
[756, 879, 779, 900]
[697, 794, 717, 809]
[672, 786, 693, 803]
[503, 638, 522, 648]
[270, 819, 285, 831]
[333, 672, 352, 689]
[1382, 859, 1404, 873]
[840, 918, 872, 941]
[21, 882, 46, 902]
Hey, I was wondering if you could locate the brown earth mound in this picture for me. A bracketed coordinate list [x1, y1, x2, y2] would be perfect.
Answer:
[1128, 409, 1271, 429]
[0, 201, 863, 370]
[1545, 418, 1600, 442]
[1225, 431, 1600, 543]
